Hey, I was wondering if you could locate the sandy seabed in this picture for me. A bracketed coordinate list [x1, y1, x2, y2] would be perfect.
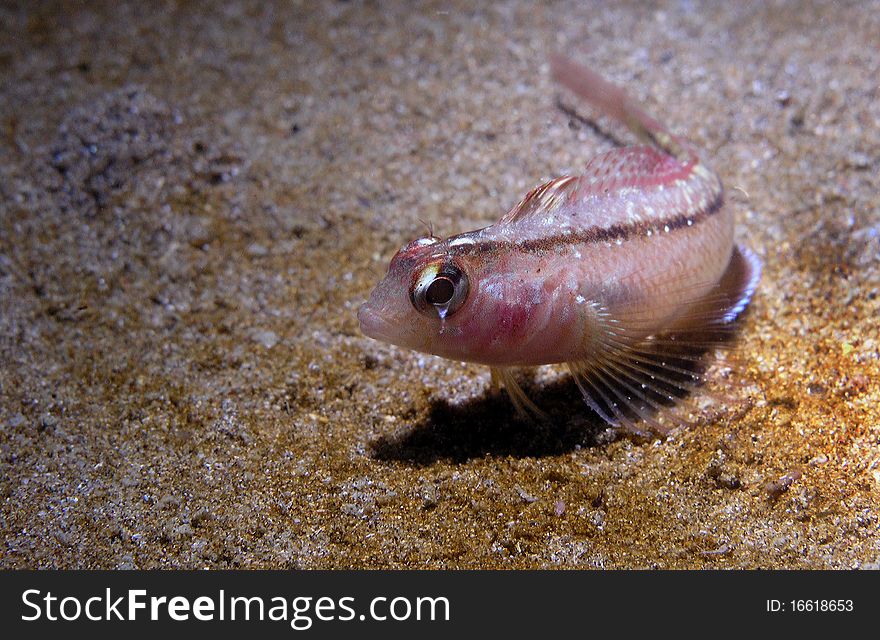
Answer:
[1, 1, 879, 569]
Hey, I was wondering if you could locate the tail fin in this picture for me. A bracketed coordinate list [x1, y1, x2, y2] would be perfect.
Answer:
[550, 53, 688, 160]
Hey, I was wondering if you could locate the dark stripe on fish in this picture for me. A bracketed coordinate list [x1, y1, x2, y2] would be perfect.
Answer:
[461, 190, 724, 255]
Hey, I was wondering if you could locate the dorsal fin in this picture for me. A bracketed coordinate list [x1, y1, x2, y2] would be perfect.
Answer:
[499, 175, 578, 224]
[499, 144, 696, 226]
[550, 54, 692, 162]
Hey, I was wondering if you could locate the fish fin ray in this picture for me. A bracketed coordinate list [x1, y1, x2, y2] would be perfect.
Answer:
[491, 367, 547, 421]
[568, 362, 618, 426]
[568, 361, 622, 426]
[588, 364, 651, 435]
[594, 359, 666, 433]
[570, 360, 648, 435]
[499, 176, 579, 225]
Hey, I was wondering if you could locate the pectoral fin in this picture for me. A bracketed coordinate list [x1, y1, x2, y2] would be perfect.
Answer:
[568, 244, 761, 434]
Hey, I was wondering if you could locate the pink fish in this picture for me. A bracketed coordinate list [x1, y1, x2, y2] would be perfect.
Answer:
[358, 55, 760, 433]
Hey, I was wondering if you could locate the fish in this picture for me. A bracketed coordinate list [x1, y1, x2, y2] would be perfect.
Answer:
[358, 54, 760, 434]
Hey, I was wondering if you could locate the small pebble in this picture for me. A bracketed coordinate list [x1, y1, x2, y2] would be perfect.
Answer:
[247, 242, 268, 257]
[7, 413, 26, 428]
[251, 329, 279, 349]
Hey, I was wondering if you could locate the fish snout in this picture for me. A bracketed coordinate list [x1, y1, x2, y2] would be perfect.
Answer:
[358, 301, 391, 341]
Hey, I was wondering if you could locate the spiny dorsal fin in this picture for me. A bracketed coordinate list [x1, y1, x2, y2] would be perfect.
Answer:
[499, 175, 578, 224]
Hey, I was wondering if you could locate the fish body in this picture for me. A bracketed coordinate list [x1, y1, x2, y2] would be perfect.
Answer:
[358, 55, 759, 432]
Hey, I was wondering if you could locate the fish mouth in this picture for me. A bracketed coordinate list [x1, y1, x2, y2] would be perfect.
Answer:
[357, 302, 395, 342]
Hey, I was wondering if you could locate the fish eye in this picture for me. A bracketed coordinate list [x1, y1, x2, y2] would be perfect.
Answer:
[425, 277, 455, 305]
[410, 262, 469, 319]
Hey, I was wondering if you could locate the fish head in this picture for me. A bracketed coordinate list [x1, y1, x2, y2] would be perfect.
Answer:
[358, 236, 478, 357]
